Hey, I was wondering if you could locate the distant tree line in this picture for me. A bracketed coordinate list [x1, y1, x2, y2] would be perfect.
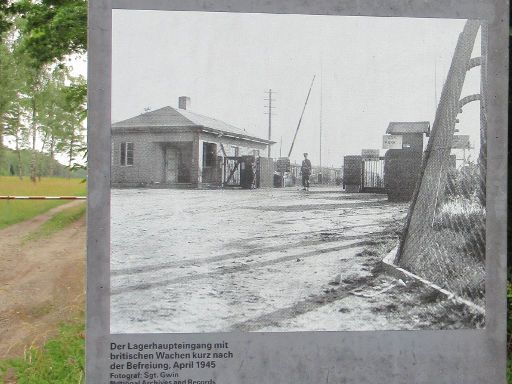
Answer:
[0, 146, 86, 178]
[0, 0, 87, 180]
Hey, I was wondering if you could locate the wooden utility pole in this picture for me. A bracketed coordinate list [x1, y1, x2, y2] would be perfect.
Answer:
[264, 89, 275, 158]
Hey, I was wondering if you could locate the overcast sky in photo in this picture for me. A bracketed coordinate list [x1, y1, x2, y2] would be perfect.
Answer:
[112, 10, 482, 166]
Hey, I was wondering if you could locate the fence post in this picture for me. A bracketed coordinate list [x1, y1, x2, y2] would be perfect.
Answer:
[398, 20, 481, 266]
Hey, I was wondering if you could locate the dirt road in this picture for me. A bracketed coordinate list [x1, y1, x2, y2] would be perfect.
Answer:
[0, 201, 86, 359]
[111, 187, 433, 333]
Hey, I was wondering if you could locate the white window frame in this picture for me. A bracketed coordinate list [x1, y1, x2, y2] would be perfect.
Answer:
[120, 142, 134, 166]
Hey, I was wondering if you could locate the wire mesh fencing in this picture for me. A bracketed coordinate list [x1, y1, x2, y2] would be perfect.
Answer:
[397, 20, 486, 307]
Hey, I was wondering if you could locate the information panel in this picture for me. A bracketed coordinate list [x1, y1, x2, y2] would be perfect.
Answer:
[87, 1, 508, 383]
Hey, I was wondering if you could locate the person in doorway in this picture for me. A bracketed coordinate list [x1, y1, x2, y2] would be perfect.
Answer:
[301, 152, 312, 191]
[246, 157, 256, 189]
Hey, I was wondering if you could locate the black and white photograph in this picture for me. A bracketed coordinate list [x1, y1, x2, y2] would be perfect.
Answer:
[110, 10, 487, 333]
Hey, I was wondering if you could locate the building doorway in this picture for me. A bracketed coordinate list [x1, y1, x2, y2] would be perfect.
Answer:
[165, 147, 179, 183]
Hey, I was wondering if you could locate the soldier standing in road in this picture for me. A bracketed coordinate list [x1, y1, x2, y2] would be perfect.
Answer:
[301, 152, 312, 191]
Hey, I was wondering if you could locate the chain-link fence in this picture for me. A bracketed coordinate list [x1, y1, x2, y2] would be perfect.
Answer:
[397, 20, 486, 307]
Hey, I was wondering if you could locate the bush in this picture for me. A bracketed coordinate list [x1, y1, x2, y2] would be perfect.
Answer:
[444, 162, 482, 199]
[433, 196, 485, 262]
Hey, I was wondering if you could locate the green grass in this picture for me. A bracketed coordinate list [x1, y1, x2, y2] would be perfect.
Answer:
[508, 281, 512, 383]
[0, 177, 86, 229]
[24, 204, 86, 242]
[509, 347, 512, 384]
[0, 317, 85, 384]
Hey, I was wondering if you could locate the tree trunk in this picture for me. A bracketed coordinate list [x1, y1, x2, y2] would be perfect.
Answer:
[0, 116, 4, 172]
[15, 131, 23, 180]
[49, 134, 55, 177]
[14, 107, 23, 179]
[16, 142, 22, 179]
[68, 132, 75, 179]
[30, 98, 37, 182]
[39, 131, 49, 180]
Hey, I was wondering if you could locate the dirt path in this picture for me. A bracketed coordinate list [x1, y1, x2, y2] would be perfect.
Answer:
[111, 187, 482, 332]
[0, 201, 86, 359]
[110, 188, 417, 332]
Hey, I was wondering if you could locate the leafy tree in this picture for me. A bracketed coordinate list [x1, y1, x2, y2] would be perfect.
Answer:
[0, 0, 88, 180]
[0, 1, 18, 164]
[38, 68, 66, 175]
[24, 61, 48, 181]
[3, 97, 29, 178]
[12, 0, 87, 68]
[0, 40, 17, 161]
[37, 68, 86, 176]
[0, 0, 13, 37]
[55, 74, 86, 175]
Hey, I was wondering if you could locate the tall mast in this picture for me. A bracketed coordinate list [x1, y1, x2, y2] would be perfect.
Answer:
[288, 75, 316, 158]
[319, 62, 323, 178]
[268, 89, 272, 157]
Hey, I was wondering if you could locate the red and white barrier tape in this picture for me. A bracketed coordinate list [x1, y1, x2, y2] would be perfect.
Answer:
[0, 196, 86, 200]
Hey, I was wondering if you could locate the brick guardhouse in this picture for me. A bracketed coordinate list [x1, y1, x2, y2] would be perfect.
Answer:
[111, 97, 275, 188]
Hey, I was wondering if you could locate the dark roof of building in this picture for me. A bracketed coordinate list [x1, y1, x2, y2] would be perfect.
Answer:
[112, 106, 273, 144]
[386, 121, 430, 135]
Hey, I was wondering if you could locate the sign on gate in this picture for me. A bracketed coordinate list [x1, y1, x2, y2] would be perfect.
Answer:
[383, 134, 403, 149]
[451, 135, 471, 149]
[276, 157, 290, 172]
[361, 149, 380, 158]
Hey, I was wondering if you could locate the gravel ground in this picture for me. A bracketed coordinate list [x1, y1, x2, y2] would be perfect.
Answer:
[110, 187, 430, 333]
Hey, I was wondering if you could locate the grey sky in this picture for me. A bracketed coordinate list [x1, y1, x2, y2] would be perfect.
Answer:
[112, 10, 481, 166]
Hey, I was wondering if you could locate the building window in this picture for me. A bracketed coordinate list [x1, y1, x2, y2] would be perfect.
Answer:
[120, 142, 134, 166]
[231, 146, 239, 157]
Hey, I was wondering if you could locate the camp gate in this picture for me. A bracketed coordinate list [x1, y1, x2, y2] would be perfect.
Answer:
[361, 157, 386, 192]
[221, 155, 275, 189]
[343, 155, 386, 193]
[223, 156, 257, 188]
